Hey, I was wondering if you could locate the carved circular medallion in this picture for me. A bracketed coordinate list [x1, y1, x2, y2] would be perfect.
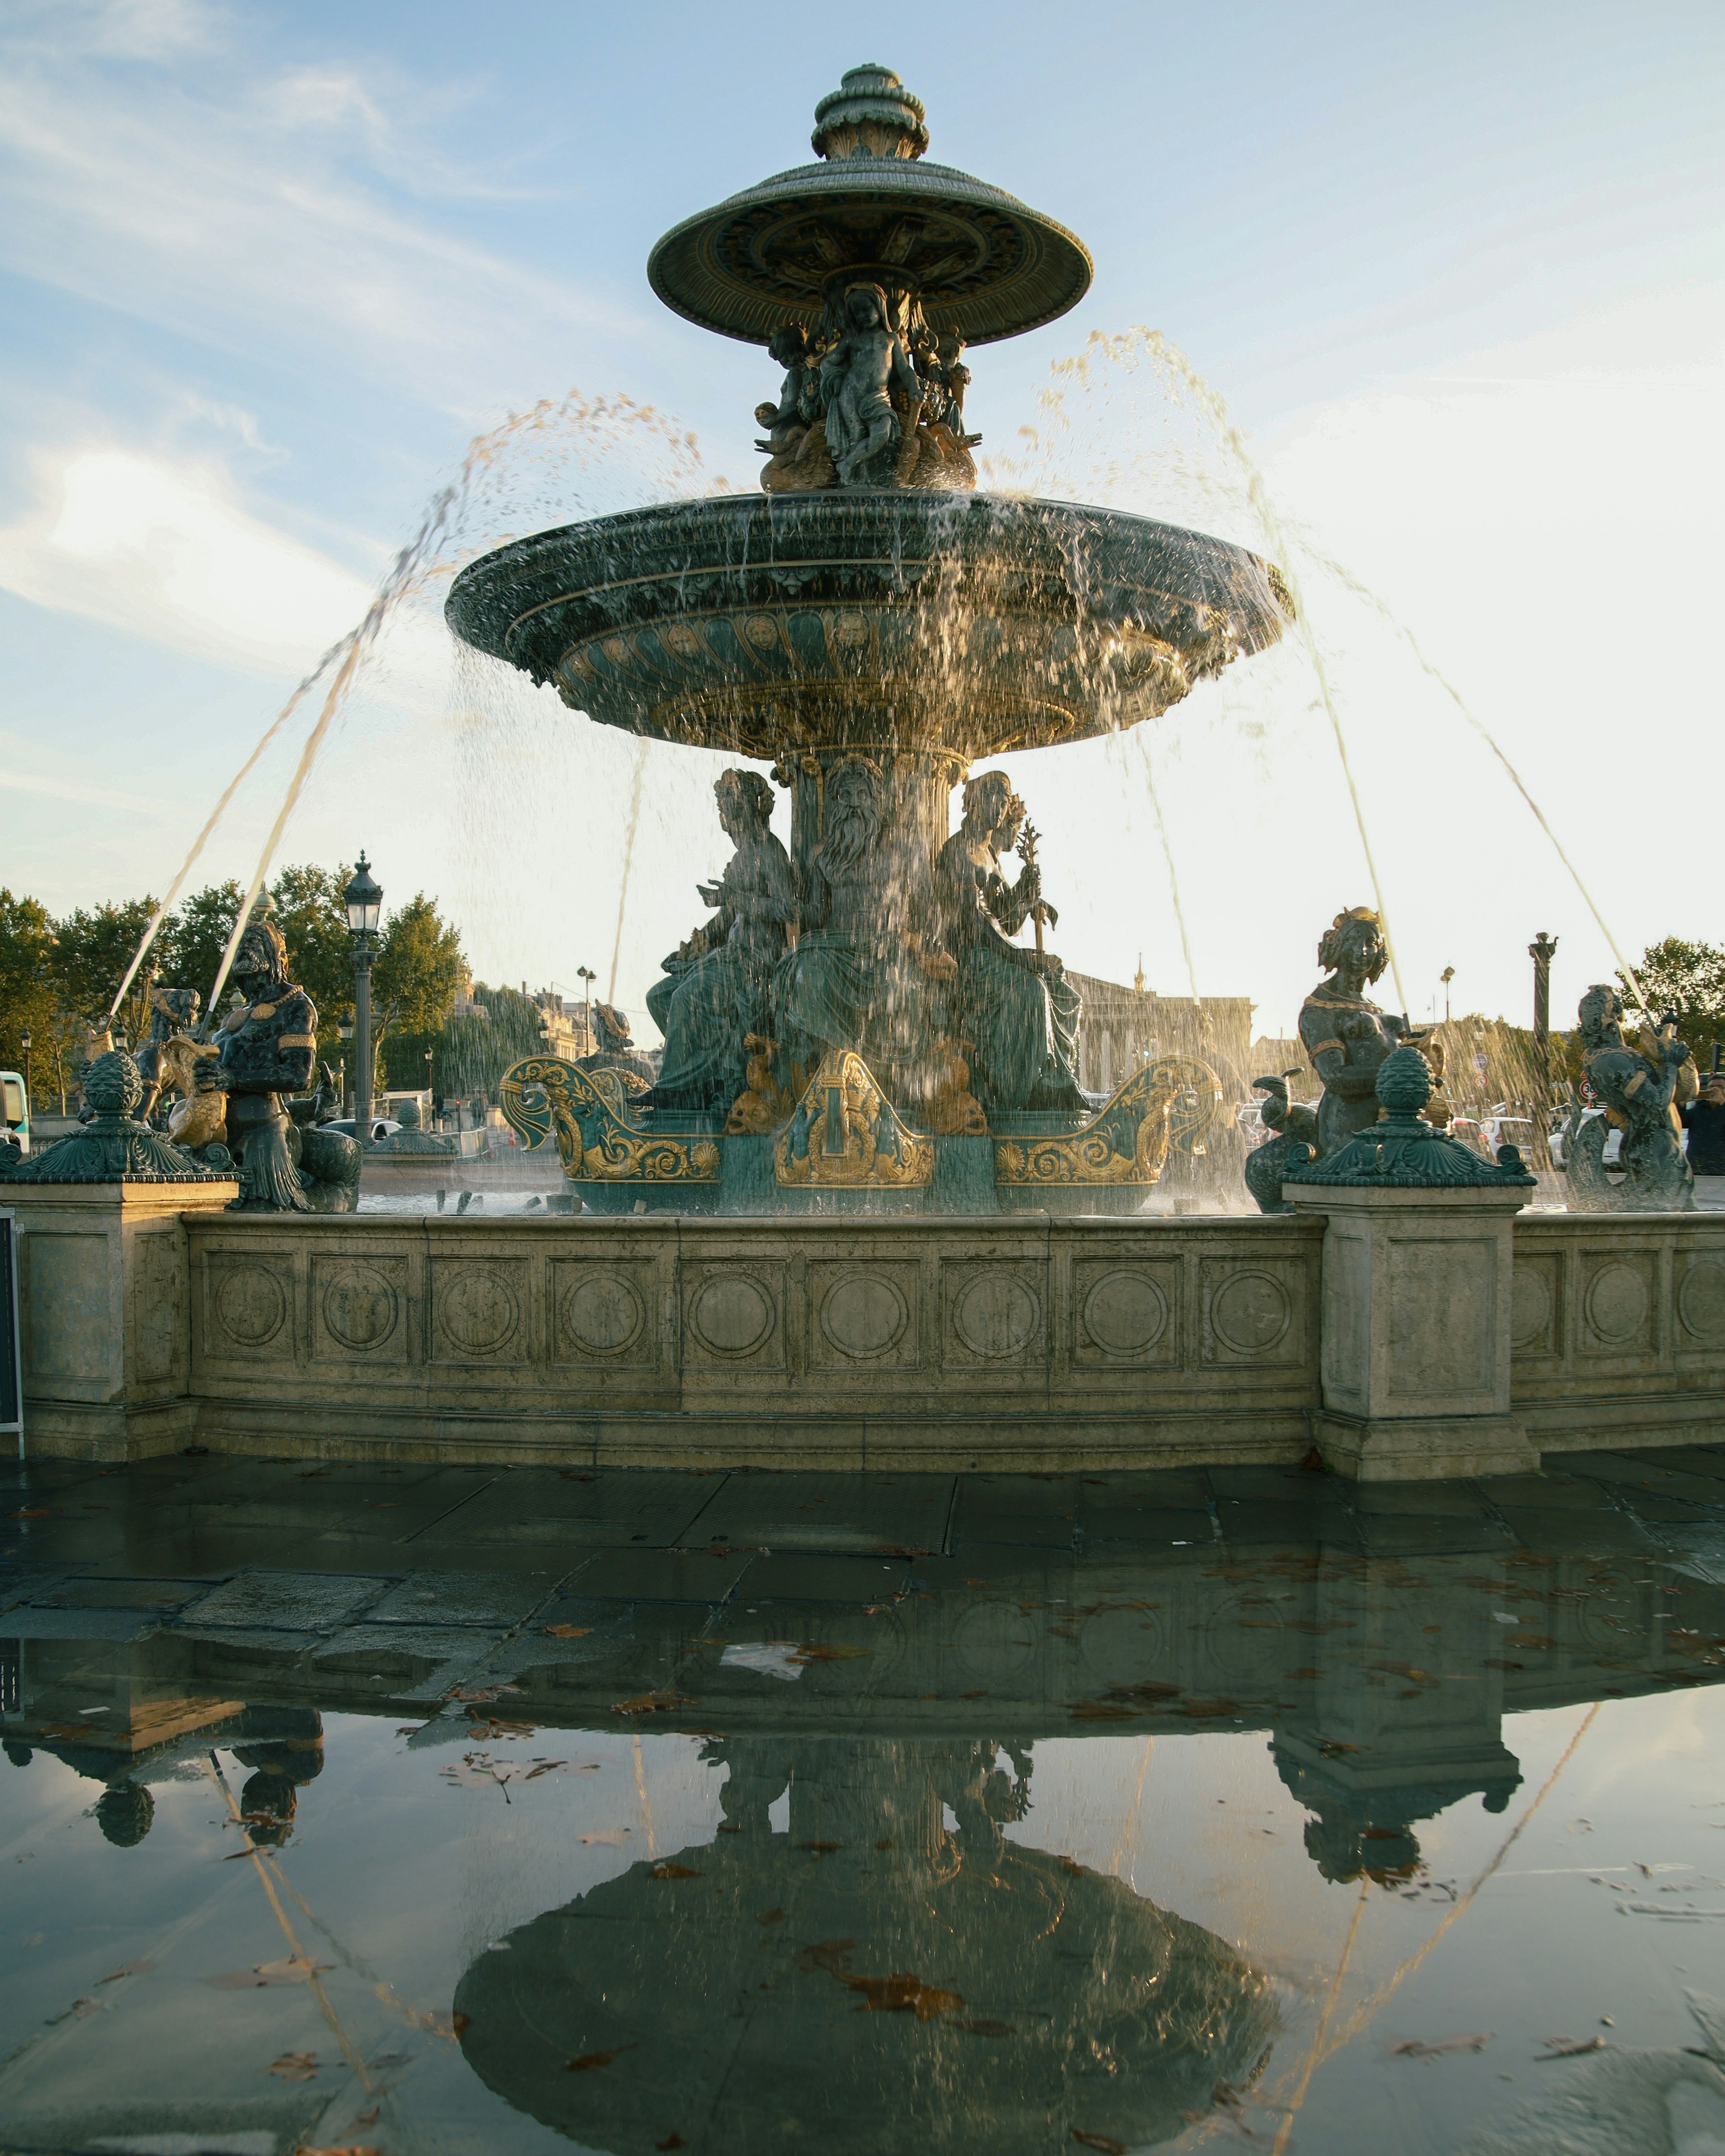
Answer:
[562, 1272, 646, 1357]
[953, 1272, 1039, 1360]
[1678, 1259, 1725, 1342]
[1584, 1262, 1648, 1345]
[1082, 1270, 1168, 1358]
[214, 1264, 286, 1349]
[819, 1271, 908, 1361]
[438, 1268, 521, 1357]
[690, 1272, 774, 1356]
[1509, 1267, 1553, 1350]
[1211, 1270, 1291, 1356]
[743, 613, 780, 651]
[322, 1263, 398, 1352]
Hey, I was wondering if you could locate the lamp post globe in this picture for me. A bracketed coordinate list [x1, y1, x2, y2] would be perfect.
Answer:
[344, 853, 383, 1139]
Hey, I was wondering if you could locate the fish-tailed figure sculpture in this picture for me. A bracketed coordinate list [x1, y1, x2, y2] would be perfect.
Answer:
[194, 908, 359, 1213]
[1298, 906, 1445, 1153]
[1564, 984, 1697, 1212]
[134, 985, 203, 1125]
[1244, 1072, 1322, 1215]
[580, 1004, 656, 1093]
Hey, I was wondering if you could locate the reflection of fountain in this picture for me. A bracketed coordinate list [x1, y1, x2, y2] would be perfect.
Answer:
[448, 66, 1291, 1216]
[453, 1733, 1277, 2155]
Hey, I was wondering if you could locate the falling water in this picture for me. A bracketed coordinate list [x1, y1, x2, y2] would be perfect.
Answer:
[1132, 731, 1203, 1011]
[1081, 328, 1409, 1015]
[1294, 540, 1651, 1014]
[608, 737, 652, 1004]
[107, 391, 714, 1024]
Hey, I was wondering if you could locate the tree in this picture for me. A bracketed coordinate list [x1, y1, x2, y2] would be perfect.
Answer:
[370, 894, 466, 1093]
[159, 882, 243, 1016]
[1621, 938, 1725, 1069]
[0, 888, 66, 1102]
[50, 896, 163, 1045]
[269, 862, 355, 1060]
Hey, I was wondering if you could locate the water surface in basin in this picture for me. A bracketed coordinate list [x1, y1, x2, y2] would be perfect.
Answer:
[5, 1449, 1725, 2152]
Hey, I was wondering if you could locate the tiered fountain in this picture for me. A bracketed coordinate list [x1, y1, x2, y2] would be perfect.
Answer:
[448, 65, 1292, 1215]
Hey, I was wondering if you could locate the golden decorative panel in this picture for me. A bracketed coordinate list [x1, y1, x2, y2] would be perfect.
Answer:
[774, 1051, 934, 1189]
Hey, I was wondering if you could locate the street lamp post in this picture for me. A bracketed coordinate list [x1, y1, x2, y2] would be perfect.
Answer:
[1529, 932, 1559, 1171]
[1440, 967, 1455, 1025]
[425, 1045, 434, 1123]
[576, 965, 597, 1054]
[19, 1031, 30, 1117]
[344, 853, 383, 1140]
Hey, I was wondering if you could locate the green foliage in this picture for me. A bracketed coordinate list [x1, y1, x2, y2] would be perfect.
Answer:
[51, 895, 161, 1043]
[1622, 937, 1725, 1064]
[372, 894, 466, 1037]
[0, 888, 65, 1097]
[158, 882, 243, 1015]
[269, 863, 355, 1055]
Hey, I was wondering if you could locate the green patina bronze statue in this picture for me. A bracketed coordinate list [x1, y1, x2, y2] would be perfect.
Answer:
[936, 773, 1082, 1115]
[1296, 907, 1443, 1156]
[195, 911, 361, 1213]
[1565, 984, 1697, 1212]
[643, 770, 797, 1113]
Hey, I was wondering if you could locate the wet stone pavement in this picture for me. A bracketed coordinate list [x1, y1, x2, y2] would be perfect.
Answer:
[8, 1451, 1725, 2152]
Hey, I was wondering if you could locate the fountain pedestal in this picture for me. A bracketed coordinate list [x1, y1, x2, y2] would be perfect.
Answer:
[1283, 1046, 1540, 1480]
[1281, 1183, 1538, 1480]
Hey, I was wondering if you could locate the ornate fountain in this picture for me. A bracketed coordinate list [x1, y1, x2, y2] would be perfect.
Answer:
[450, 65, 1292, 1214]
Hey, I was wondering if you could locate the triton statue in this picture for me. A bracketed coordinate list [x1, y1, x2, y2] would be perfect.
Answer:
[1564, 984, 1697, 1211]
[644, 770, 797, 1113]
[192, 912, 362, 1212]
[580, 1004, 656, 1092]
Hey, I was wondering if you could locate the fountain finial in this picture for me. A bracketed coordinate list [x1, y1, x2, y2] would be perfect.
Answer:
[811, 65, 929, 161]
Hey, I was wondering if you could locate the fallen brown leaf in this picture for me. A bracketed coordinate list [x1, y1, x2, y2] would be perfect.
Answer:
[97, 1957, 155, 1984]
[7, 1507, 49, 1520]
[650, 1861, 700, 1880]
[658, 2137, 687, 2150]
[1392, 2032, 1492, 2059]
[544, 1624, 593, 1637]
[1071, 2134, 1127, 2154]
[613, 1690, 697, 1716]
[267, 2051, 318, 2081]
[1541, 2035, 1607, 2057]
[756, 1908, 786, 1924]
[565, 2044, 633, 2072]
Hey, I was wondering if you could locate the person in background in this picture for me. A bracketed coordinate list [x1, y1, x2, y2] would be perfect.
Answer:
[1682, 1068, 1725, 1187]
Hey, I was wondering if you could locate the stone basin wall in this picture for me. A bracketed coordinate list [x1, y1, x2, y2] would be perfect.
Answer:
[6, 1192, 1724, 1476]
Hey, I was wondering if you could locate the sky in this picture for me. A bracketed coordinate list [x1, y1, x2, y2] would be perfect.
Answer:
[0, 0, 1721, 1042]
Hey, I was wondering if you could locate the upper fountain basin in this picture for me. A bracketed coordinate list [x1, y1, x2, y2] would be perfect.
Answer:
[445, 491, 1293, 763]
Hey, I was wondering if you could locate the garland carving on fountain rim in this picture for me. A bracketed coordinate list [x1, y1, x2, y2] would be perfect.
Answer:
[499, 1056, 721, 1184]
[994, 1066, 1175, 1188]
[774, 1050, 934, 1188]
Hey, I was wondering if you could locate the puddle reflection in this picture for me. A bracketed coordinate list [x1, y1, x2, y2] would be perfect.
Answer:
[7, 1457, 1725, 2150]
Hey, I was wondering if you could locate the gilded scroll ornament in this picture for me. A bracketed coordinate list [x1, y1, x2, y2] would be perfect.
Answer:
[994, 1066, 1174, 1187]
[774, 1050, 934, 1188]
[498, 1056, 720, 1184]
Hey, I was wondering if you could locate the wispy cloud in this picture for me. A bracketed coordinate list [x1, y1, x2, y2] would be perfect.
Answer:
[0, 18, 640, 418]
[0, 444, 372, 673]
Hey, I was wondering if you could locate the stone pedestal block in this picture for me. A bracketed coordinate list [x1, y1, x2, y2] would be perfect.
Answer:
[7, 1180, 235, 1459]
[1283, 1184, 1538, 1480]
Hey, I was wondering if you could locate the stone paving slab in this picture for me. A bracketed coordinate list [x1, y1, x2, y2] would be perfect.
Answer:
[411, 1467, 726, 1549]
[0, 1605, 168, 1641]
[728, 1552, 911, 1604]
[947, 1475, 1079, 1551]
[177, 1568, 393, 1633]
[27, 1575, 217, 1610]
[363, 1568, 569, 1627]
[681, 1471, 954, 1555]
[566, 1546, 754, 1604]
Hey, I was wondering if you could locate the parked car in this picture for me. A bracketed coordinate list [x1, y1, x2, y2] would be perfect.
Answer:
[0, 1070, 29, 1157]
[1482, 1110, 1535, 1162]
[317, 1116, 401, 1143]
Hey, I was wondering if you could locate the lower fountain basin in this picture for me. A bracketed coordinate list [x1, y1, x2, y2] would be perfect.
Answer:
[446, 490, 1291, 759]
